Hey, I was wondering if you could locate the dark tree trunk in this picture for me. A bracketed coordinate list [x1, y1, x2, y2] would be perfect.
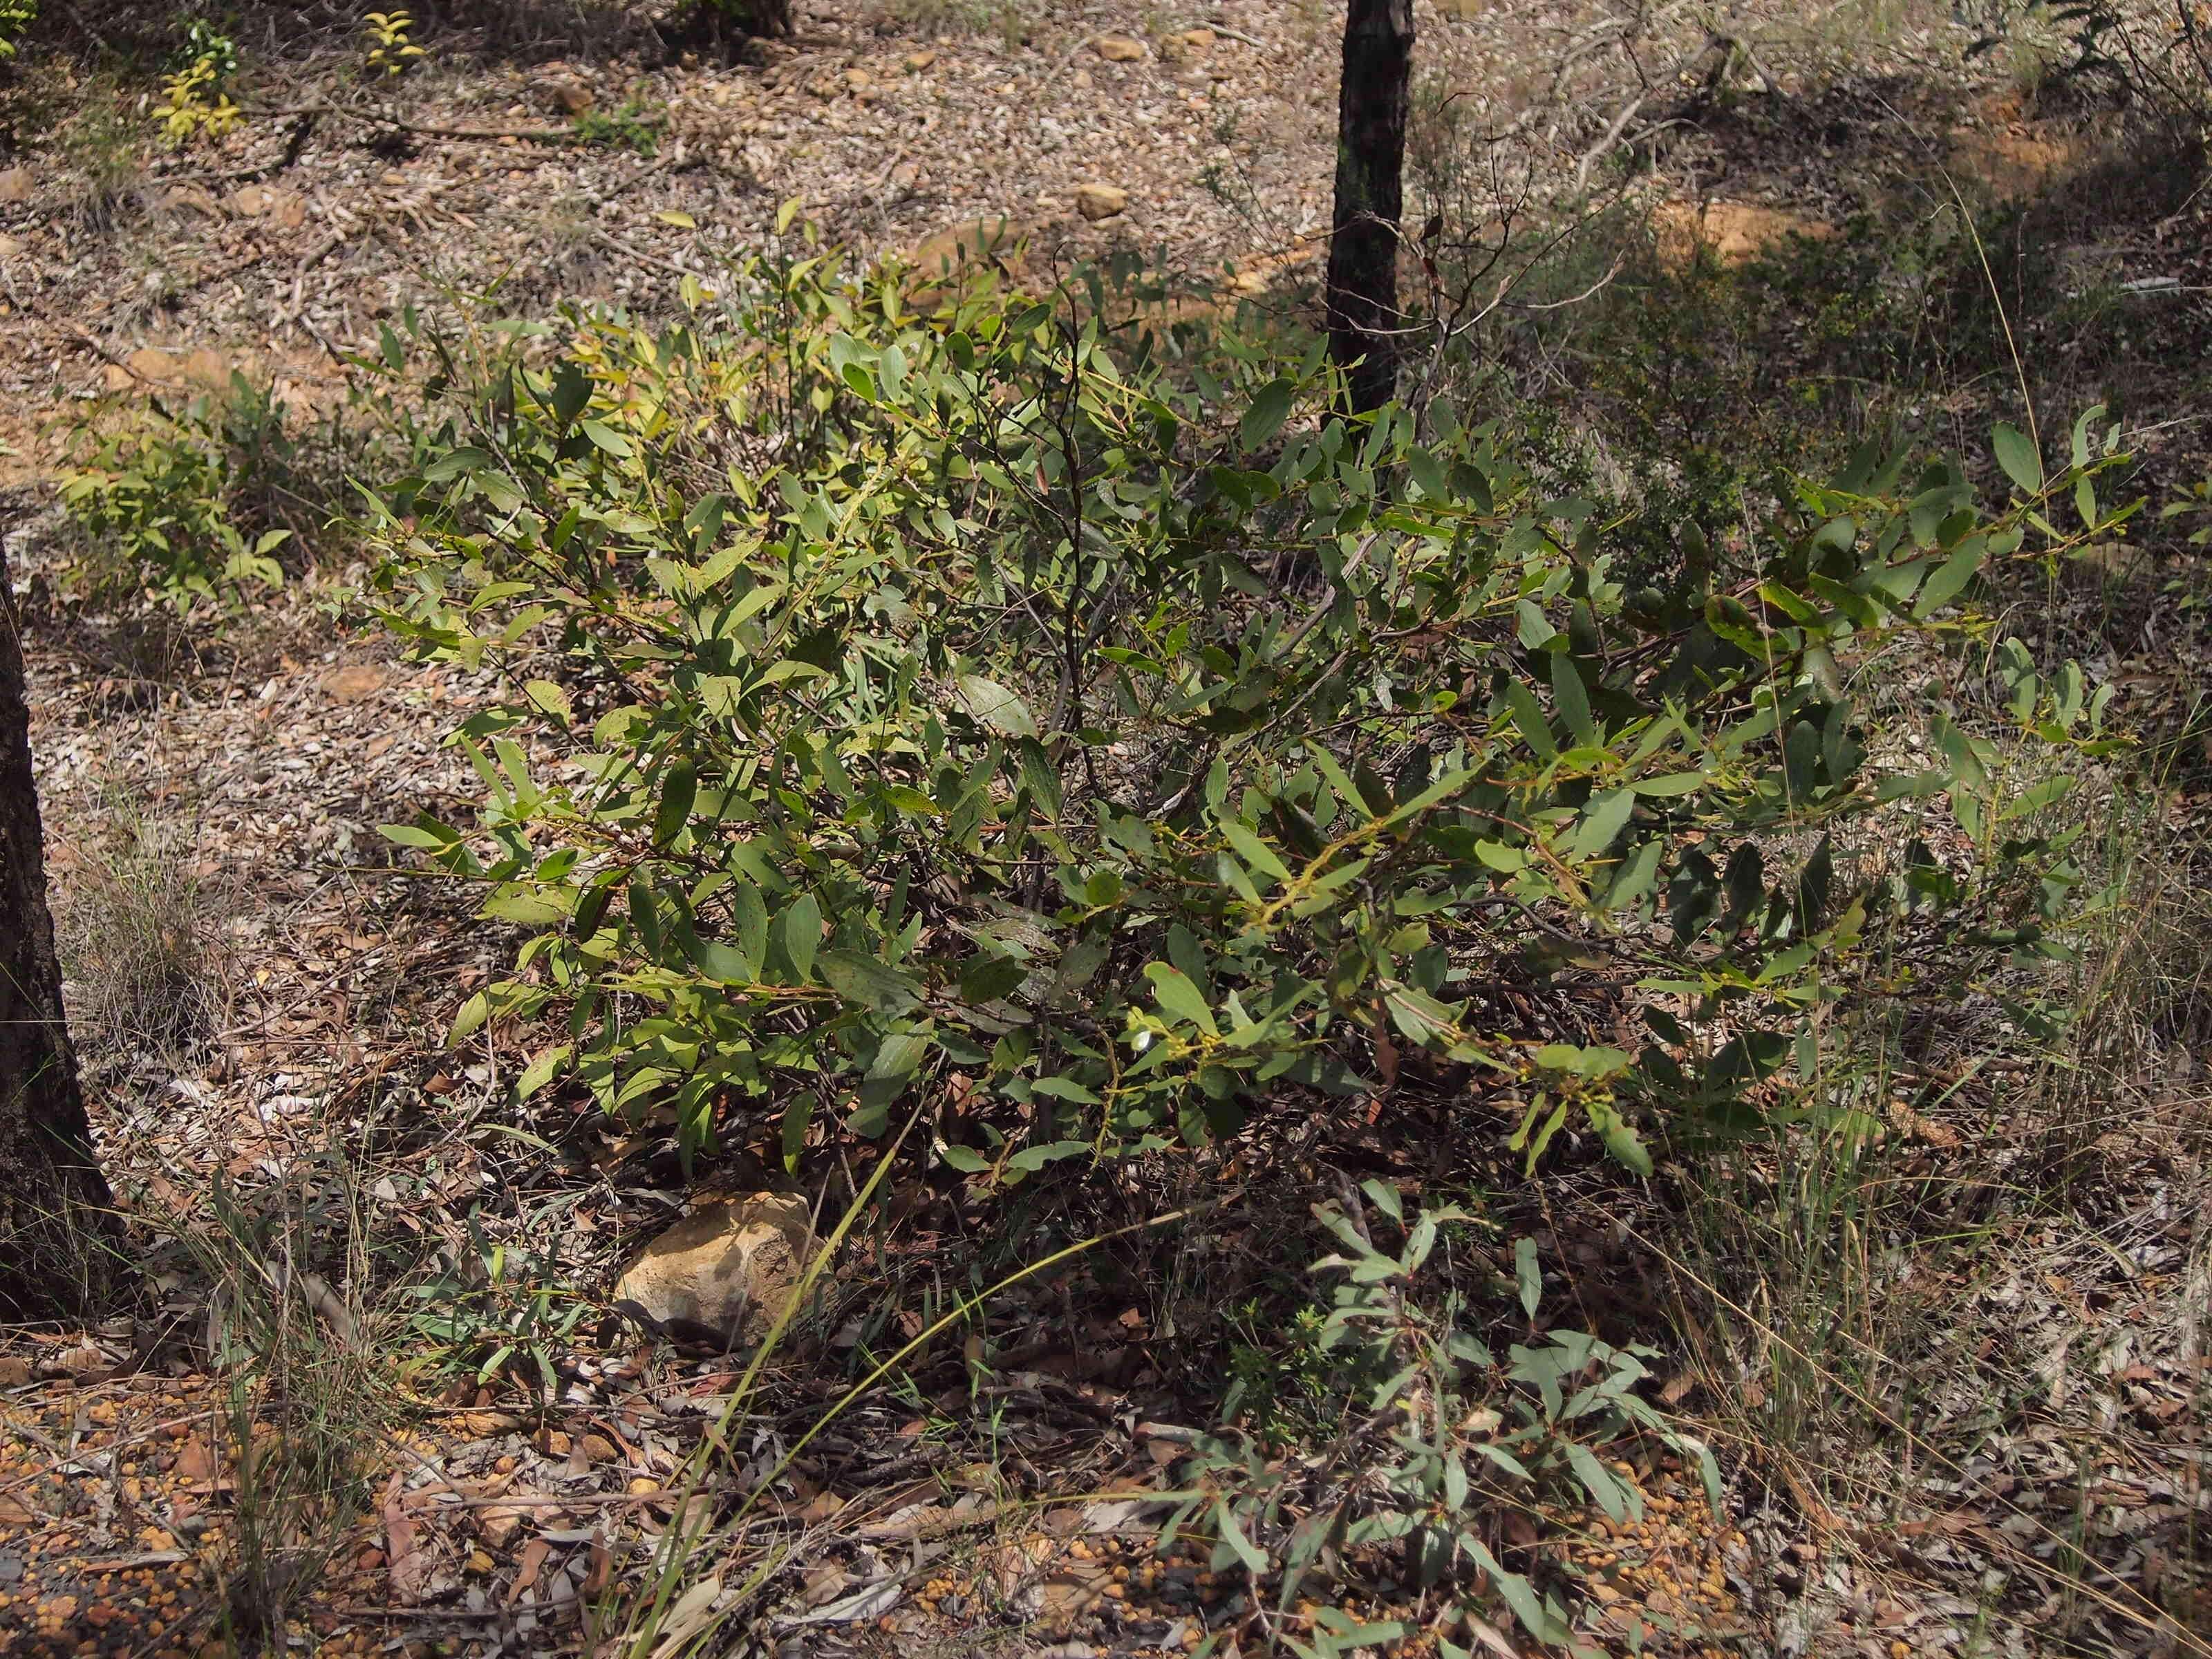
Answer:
[1327, 0, 1415, 415]
[0, 535, 115, 1320]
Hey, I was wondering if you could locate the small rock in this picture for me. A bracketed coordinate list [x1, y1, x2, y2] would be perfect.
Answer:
[160, 183, 221, 216]
[178, 347, 230, 388]
[843, 66, 873, 91]
[906, 216, 1030, 302]
[478, 1503, 527, 1549]
[543, 77, 594, 116]
[579, 1433, 621, 1464]
[0, 167, 30, 205]
[903, 49, 937, 70]
[1090, 34, 1145, 61]
[612, 1192, 818, 1343]
[1177, 26, 1215, 47]
[1075, 183, 1130, 223]
[321, 664, 390, 704]
[0, 234, 21, 261]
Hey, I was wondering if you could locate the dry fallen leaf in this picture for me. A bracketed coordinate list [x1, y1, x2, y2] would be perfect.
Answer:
[1032, 1561, 1112, 1618]
[648, 1574, 724, 1659]
[581, 1528, 613, 1595]
[383, 1473, 432, 1604]
[176, 1434, 222, 1488]
[782, 1576, 901, 1625]
[507, 1536, 550, 1606]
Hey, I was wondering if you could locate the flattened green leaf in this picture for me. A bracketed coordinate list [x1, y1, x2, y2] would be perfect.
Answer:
[654, 760, 696, 847]
[1472, 839, 1525, 872]
[956, 673, 1038, 738]
[1512, 1238, 1541, 1322]
[1913, 538, 1983, 617]
[868, 1030, 931, 1079]
[1993, 422, 2043, 494]
[1219, 818, 1291, 883]
[779, 892, 823, 982]
[1144, 963, 1218, 1036]
[879, 783, 942, 816]
[448, 991, 491, 1046]
[516, 1043, 570, 1101]
[959, 953, 1029, 1004]
[523, 679, 572, 723]
[1240, 377, 1295, 450]
[1006, 1139, 1091, 1172]
[1602, 1117, 1653, 1177]
[1550, 652, 1593, 743]
[483, 892, 568, 926]
[820, 949, 922, 1013]
[580, 419, 634, 458]
[1567, 787, 1635, 858]
[781, 1093, 816, 1174]
[1213, 1501, 1270, 1575]
[1500, 679, 1556, 760]
[1566, 1443, 1632, 1522]
[727, 879, 768, 977]
[1516, 599, 1555, 648]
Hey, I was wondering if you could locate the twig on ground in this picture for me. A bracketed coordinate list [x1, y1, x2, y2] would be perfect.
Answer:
[248, 100, 577, 146]
[1199, 17, 1271, 50]
[854, 1500, 1004, 1543]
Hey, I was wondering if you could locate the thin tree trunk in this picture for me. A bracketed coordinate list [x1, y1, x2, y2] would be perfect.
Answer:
[0, 533, 115, 1320]
[1327, 0, 1415, 415]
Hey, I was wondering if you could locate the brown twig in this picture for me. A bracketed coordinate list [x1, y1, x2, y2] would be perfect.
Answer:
[852, 1499, 1004, 1543]
[247, 100, 577, 146]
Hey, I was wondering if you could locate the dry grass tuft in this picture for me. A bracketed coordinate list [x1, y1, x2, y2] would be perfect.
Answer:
[54, 793, 228, 1063]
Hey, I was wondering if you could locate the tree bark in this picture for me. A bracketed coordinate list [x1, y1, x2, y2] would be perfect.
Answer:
[0, 534, 115, 1320]
[1327, 0, 1416, 415]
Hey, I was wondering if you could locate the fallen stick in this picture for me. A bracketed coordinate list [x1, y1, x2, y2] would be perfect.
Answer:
[1200, 17, 1271, 50]
[854, 1499, 1004, 1544]
[248, 99, 578, 145]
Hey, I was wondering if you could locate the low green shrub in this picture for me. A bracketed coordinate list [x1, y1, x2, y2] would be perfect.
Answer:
[571, 96, 664, 154]
[57, 375, 328, 613]
[1176, 1184, 1718, 1654]
[362, 222, 2126, 1210]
